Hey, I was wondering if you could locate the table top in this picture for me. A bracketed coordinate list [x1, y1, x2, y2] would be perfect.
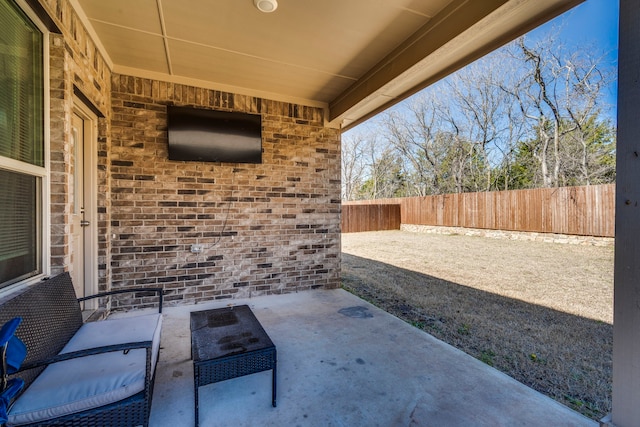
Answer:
[190, 305, 275, 363]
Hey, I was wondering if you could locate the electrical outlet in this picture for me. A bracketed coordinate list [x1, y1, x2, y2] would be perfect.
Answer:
[190, 244, 203, 254]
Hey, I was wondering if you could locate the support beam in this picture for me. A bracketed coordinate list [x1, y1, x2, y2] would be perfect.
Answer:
[611, 1, 640, 426]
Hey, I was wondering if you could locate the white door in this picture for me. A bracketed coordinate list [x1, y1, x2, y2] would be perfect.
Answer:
[70, 106, 98, 305]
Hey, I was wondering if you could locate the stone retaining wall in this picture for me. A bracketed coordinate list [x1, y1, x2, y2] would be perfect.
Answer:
[401, 224, 614, 247]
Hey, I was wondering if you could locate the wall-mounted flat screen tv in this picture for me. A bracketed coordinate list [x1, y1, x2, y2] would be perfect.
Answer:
[167, 106, 262, 163]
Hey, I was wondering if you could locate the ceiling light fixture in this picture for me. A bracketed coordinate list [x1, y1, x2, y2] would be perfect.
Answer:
[254, 0, 278, 13]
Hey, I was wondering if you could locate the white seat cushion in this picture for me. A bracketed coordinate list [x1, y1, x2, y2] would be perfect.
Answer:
[7, 314, 162, 426]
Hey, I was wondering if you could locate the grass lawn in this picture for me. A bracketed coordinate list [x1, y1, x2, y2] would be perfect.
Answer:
[341, 230, 614, 420]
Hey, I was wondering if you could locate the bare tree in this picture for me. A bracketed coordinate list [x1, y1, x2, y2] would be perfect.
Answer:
[356, 141, 406, 199]
[505, 36, 613, 187]
[343, 30, 616, 199]
[382, 55, 515, 195]
[444, 60, 511, 191]
[381, 91, 450, 196]
[341, 131, 369, 200]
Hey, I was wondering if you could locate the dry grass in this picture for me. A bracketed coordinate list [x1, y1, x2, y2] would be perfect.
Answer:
[341, 230, 614, 420]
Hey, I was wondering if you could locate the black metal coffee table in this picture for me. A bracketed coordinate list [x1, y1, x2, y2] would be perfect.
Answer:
[190, 305, 277, 426]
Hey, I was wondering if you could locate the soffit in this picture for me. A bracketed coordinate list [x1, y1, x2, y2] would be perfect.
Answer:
[73, 0, 583, 129]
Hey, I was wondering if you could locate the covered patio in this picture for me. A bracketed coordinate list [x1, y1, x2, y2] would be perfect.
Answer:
[2, 0, 640, 425]
[139, 288, 594, 426]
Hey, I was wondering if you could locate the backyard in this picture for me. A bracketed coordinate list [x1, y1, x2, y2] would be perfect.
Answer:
[341, 230, 614, 420]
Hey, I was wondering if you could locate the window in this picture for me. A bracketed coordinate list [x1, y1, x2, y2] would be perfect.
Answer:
[0, 0, 45, 288]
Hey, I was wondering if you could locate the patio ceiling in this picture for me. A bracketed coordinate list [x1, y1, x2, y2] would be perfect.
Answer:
[73, 0, 583, 130]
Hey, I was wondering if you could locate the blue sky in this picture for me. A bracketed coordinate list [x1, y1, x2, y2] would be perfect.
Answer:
[540, 0, 619, 58]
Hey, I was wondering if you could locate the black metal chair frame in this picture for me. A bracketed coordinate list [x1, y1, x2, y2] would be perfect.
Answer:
[0, 273, 163, 427]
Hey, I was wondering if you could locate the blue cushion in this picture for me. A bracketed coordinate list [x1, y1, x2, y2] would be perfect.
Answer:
[0, 318, 26, 375]
[1, 317, 26, 424]
[1, 379, 24, 424]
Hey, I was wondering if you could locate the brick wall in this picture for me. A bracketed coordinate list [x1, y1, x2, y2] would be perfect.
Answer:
[109, 75, 341, 308]
[39, 0, 111, 288]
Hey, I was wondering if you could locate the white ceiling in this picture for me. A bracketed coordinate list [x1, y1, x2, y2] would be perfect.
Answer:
[74, 0, 583, 129]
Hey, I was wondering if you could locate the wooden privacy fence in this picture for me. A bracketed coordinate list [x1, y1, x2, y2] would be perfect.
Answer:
[341, 204, 401, 233]
[342, 184, 615, 237]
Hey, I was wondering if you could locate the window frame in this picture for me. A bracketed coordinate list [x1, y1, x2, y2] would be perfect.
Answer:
[0, 0, 50, 293]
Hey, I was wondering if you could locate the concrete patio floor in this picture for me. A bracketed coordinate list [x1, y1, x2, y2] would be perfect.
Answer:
[139, 288, 595, 426]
